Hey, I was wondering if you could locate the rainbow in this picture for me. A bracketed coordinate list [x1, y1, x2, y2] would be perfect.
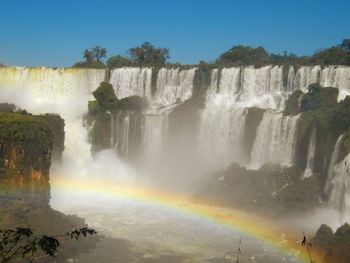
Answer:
[51, 176, 324, 263]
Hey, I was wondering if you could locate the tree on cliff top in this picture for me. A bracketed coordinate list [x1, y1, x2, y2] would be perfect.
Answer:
[107, 55, 132, 68]
[73, 45, 107, 68]
[216, 45, 270, 66]
[128, 41, 170, 66]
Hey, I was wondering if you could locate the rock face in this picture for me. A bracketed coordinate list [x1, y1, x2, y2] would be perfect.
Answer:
[194, 162, 321, 215]
[0, 111, 95, 261]
[0, 112, 53, 204]
[312, 223, 350, 263]
[284, 90, 304, 115]
[85, 82, 145, 160]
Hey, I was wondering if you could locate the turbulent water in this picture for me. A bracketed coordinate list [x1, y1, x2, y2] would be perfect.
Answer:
[1, 65, 350, 262]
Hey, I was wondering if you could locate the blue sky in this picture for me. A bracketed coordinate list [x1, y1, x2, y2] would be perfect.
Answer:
[0, 0, 349, 67]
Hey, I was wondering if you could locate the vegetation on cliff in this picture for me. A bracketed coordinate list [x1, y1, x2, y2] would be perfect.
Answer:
[86, 82, 144, 156]
[0, 112, 53, 168]
[74, 42, 170, 68]
[73, 38, 350, 68]
[286, 83, 350, 166]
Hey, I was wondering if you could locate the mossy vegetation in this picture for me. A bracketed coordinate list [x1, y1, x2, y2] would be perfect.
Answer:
[0, 112, 53, 165]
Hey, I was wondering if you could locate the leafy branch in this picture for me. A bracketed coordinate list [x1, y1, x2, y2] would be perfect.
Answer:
[0, 227, 97, 263]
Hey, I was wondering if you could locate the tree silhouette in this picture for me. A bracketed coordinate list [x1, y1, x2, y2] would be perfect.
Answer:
[301, 231, 314, 263]
[0, 227, 97, 263]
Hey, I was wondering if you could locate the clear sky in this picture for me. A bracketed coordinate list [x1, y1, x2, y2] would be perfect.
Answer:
[0, 0, 349, 67]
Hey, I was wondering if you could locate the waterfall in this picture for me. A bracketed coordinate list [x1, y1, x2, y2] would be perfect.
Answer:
[109, 68, 196, 160]
[286, 66, 295, 92]
[198, 66, 300, 171]
[293, 65, 350, 101]
[108, 111, 115, 148]
[324, 135, 344, 196]
[148, 68, 196, 114]
[0, 67, 106, 168]
[121, 112, 130, 158]
[1, 65, 350, 177]
[249, 112, 299, 169]
[328, 153, 350, 215]
[294, 66, 321, 92]
[303, 128, 317, 178]
[198, 68, 247, 168]
[109, 67, 152, 99]
[319, 66, 350, 101]
[324, 135, 350, 214]
[109, 67, 196, 114]
[239, 65, 284, 109]
[142, 114, 168, 162]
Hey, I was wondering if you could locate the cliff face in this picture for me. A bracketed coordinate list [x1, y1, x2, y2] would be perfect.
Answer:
[193, 163, 321, 215]
[0, 112, 53, 205]
[0, 111, 96, 262]
[85, 82, 144, 160]
[312, 223, 350, 263]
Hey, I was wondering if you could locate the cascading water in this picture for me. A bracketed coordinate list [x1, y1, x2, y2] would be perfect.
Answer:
[319, 66, 350, 101]
[198, 68, 247, 169]
[303, 128, 317, 178]
[149, 68, 196, 114]
[0, 67, 106, 169]
[324, 135, 350, 217]
[249, 112, 299, 169]
[121, 111, 130, 158]
[293, 65, 350, 101]
[109, 67, 152, 99]
[328, 153, 350, 216]
[239, 65, 285, 109]
[324, 135, 344, 196]
[2, 65, 350, 261]
[109, 68, 196, 161]
[142, 114, 168, 162]
[294, 66, 321, 92]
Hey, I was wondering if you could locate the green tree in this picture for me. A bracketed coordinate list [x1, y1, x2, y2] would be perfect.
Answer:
[73, 46, 107, 68]
[107, 55, 132, 68]
[310, 47, 350, 65]
[216, 45, 270, 66]
[90, 46, 107, 63]
[339, 39, 350, 52]
[128, 41, 170, 66]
